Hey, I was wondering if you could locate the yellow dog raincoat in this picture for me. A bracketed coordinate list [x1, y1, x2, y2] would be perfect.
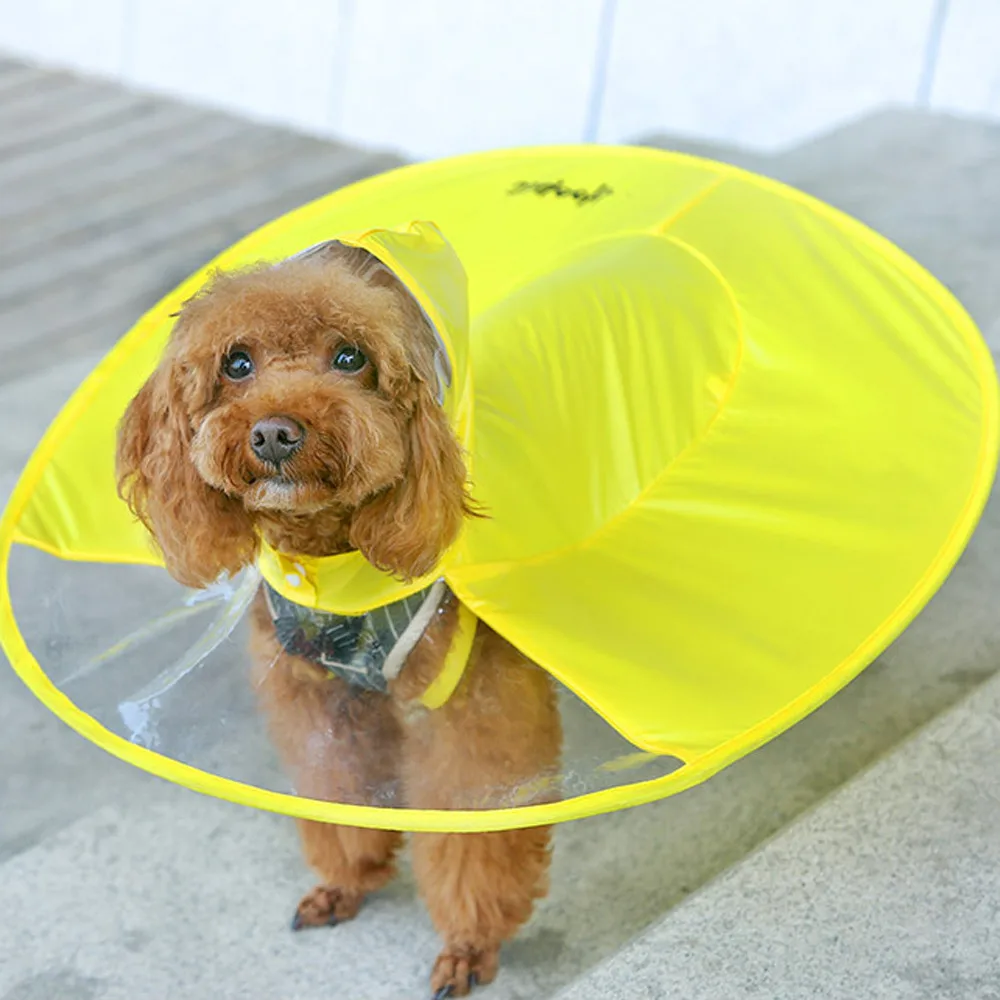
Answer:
[1, 146, 996, 832]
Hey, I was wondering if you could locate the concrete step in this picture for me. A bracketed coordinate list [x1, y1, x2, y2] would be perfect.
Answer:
[0, 54, 401, 388]
[0, 100, 222, 195]
[556, 669, 1000, 1000]
[0, 113, 251, 227]
[0, 141, 394, 306]
[0, 61, 78, 102]
[0, 88, 166, 162]
[0, 143, 400, 385]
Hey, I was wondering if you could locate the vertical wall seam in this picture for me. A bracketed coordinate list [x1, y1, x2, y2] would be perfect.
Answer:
[916, 0, 951, 107]
[119, 0, 139, 81]
[328, 0, 357, 136]
[583, 0, 618, 143]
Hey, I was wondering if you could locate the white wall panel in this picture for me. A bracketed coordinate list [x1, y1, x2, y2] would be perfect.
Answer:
[336, 0, 604, 159]
[4, 0, 994, 161]
[125, 0, 348, 134]
[931, 0, 1000, 120]
[0, 0, 130, 78]
[598, 0, 937, 150]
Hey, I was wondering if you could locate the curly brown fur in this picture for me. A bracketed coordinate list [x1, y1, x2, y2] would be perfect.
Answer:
[117, 245, 472, 583]
[116, 245, 562, 995]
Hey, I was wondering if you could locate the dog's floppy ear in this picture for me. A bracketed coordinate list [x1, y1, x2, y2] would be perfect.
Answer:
[116, 363, 257, 589]
[349, 383, 471, 581]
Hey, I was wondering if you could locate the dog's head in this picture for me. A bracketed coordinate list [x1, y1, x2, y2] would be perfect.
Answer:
[116, 245, 470, 589]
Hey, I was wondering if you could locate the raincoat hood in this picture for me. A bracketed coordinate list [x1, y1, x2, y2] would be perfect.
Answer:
[257, 220, 476, 614]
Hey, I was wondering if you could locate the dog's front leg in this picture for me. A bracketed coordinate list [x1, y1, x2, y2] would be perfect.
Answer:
[402, 623, 562, 997]
[290, 816, 402, 929]
[249, 592, 404, 928]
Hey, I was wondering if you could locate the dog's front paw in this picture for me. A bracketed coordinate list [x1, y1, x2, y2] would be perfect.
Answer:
[430, 946, 499, 998]
[290, 885, 364, 930]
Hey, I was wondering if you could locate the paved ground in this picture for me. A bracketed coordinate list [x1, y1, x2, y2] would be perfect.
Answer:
[559, 671, 1000, 1000]
[0, 56, 998, 999]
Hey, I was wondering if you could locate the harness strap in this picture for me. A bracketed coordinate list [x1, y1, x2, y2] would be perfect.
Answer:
[418, 600, 478, 709]
[263, 580, 475, 709]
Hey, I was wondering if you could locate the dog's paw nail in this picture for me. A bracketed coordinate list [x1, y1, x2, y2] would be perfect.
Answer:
[290, 911, 304, 931]
[470, 973, 479, 987]
[326, 911, 339, 927]
[432, 987, 454, 1000]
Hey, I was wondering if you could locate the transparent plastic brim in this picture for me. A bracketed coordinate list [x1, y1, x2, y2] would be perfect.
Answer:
[8, 545, 681, 823]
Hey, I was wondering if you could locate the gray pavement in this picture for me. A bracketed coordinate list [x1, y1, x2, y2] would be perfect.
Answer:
[1, 54, 999, 1000]
[558, 670, 1000, 1000]
[0, 57, 403, 385]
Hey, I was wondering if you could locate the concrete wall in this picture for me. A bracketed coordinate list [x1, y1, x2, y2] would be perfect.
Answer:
[0, 0, 997, 158]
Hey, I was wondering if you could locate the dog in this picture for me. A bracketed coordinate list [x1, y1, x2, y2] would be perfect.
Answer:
[115, 242, 562, 997]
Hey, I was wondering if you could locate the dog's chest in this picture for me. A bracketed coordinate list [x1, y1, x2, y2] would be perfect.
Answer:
[263, 580, 444, 692]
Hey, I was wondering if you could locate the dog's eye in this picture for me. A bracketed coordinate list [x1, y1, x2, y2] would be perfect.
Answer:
[332, 345, 368, 373]
[222, 350, 254, 381]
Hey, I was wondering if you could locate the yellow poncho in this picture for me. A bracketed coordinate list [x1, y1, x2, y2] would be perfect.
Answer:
[1, 146, 995, 832]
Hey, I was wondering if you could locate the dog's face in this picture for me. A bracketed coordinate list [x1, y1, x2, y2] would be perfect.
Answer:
[185, 252, 430, 517]
[116, 246, 469, 589]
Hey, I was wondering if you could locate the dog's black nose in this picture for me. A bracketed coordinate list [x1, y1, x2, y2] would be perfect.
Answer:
[251, 416, 304, 465]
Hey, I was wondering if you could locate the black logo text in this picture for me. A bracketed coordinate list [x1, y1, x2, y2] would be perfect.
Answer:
[507, 179, 614, 206]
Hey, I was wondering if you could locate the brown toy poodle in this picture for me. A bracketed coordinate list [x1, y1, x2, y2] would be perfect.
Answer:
[115, 242, 562, 998]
